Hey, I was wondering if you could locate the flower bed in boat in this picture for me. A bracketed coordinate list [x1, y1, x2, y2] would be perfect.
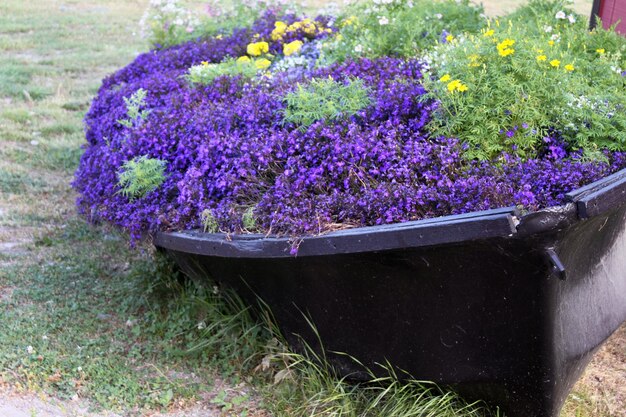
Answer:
[74, 0, 626, 247]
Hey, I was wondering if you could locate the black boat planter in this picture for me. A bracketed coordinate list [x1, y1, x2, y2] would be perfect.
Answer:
[155, 168, 626, 417]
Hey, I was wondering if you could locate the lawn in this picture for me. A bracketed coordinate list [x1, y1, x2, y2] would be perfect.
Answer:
[0, 0, 623, 416]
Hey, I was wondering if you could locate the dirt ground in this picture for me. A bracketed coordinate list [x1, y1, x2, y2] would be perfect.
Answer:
[569, 325, 626, 417]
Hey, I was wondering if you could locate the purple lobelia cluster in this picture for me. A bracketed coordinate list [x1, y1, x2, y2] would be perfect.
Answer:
[74, 11, 626, 242]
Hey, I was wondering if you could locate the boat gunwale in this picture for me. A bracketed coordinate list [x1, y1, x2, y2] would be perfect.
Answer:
[154, 168, 626, 258]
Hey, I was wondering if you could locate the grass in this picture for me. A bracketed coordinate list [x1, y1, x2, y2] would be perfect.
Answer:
[0, 221, 270, 413]
[0, 0, 622, 416]
[0, 0, 243, 413]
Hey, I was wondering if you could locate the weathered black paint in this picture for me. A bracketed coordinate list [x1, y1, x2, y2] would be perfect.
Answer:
[155, 168, 626, 417]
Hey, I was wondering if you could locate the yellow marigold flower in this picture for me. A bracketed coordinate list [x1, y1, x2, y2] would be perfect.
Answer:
[550, 59, 560, 68]
[236, 56, 251, 64]
[483, 29, 495, 37]
[446, 34, 455, 42]
[536, 55, 547, 61]
[447, 79, 468, 93]
[255, 58, 271, 70]
[283, 40, 303, 57]
[201, 61, 209, 66]
[548, 40, 555, 46]
[499, 39, 515, 48]
[247, 41, 269, 56]
[564, 63, 575, 71]
[253, 33, 261, 39]
[271, 21, 287, 41]
[439, 74, 451, 82]
[447, 80, 460, 92]
[596, 48, 605, 54]
[497, 39, 515, 57]
[215, 34, 223, 40]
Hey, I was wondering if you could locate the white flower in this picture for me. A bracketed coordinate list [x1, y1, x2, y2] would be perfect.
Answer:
[77, 367, 83, 372]
[568, 14, 576, 24]
[543, 25, 553, 33]
[435, 13, 443, 20]
[26, 346, 34, 354]
[555, 11, 566, 19]
[407, 1, 414, 7]
[354, 44, 363, 53]
[378, 16, 389, 25]
[551, 34, 560, 41]
[42, 335, 48, 340]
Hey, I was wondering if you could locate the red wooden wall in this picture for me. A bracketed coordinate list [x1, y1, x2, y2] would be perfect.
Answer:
[592, 0, 626, 34]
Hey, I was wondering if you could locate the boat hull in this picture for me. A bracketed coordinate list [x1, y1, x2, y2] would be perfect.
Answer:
[155, 169, 626, 417]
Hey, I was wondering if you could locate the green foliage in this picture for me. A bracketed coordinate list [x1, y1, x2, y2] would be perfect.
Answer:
[201, 209, 219, 232]
[139, 0, 200, 49]
[140, 0, 300, 49]
[195, 0, 300, 39]
[422, 1, 626, 160]
[284, 77, 371, 128]
[186, 58, 260, 85]
[211, 389, 250, 414]
[242, 206, 257, 231]
[117, 88, 151, 128]
[260, 328, 496, 417]
[321, 0, 485, 63]
[117, 155, 167, 200]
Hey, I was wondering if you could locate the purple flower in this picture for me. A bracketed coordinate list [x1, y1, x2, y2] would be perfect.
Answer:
[72, 11, 626, 244]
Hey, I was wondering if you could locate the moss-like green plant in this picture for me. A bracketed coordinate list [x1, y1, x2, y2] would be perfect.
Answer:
[242, 207, 257, 232]
[201, 209, 219, 233]
[283, 77, 371, 128]
[186, 58, 261, 86]
[117, 88, 151, 128]
[117, 156, 167, 200]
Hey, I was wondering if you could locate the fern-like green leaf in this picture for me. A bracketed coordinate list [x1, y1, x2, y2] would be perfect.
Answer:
[117, 156, 167, 200]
